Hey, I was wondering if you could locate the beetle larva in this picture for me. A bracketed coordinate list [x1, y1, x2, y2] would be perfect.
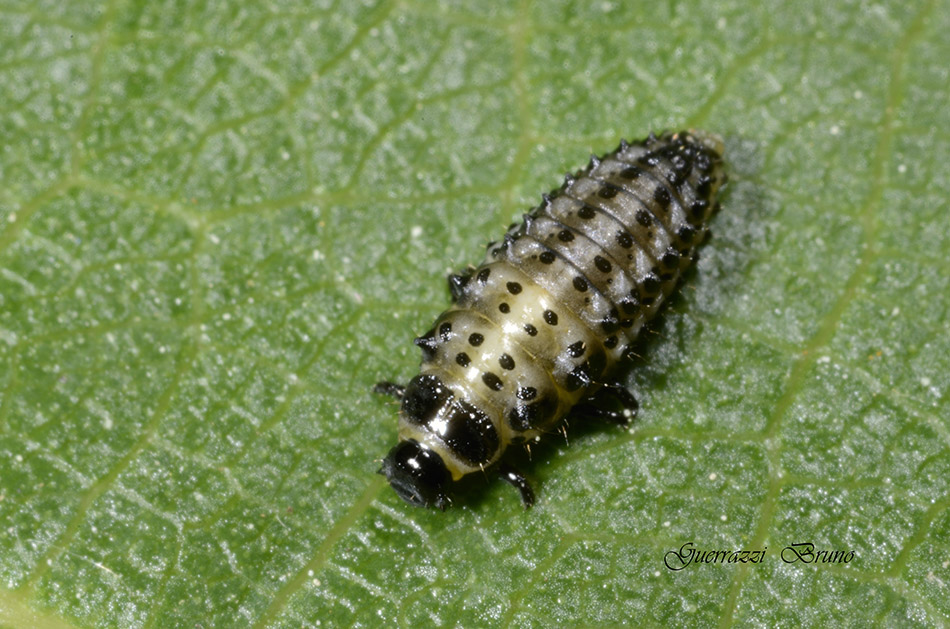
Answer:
[376, 130, 726, 509]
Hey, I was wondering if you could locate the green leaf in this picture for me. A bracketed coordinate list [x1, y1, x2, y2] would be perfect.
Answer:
[1, 0, 948, 626]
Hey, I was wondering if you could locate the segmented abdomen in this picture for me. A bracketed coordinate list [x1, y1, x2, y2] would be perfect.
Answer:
[398, 131, 725, 478]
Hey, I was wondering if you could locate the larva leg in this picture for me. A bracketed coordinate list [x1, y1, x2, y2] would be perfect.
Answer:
[569, 383, 639, 426]
[601, 382, 639, 417]
[568, 403, 628, 425]
[498, 464, 535, 508]
[373, 381, 406, 399]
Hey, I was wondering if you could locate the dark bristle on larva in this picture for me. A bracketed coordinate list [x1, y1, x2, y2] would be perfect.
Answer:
[376, 130, 726, 510]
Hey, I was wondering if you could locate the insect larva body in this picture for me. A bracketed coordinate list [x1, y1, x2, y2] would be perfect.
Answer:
[377, 130, 726, 509]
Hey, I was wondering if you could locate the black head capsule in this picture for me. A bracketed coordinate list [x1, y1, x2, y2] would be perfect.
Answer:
[379, 439, 452, 510]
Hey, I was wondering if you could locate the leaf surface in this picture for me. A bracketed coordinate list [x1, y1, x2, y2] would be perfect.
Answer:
[0, 0, 948, 626]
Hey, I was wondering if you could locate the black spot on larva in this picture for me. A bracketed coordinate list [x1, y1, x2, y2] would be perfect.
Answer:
[517, 386, 537, 401]
[443, 400, 498, 465]
[695, 152, 712, 173]
[401, 374, 451, 425]
[642, 274, 661, 295]
[653, 185, 672, 209]
[565, 365, 591, 391]
[482, 372, 503, 391]
[508, 395, 556, 431]
[670, 153, 690, 178]
[676, 225, 696, 244]
[691, 199, 709, 220]
[661, 249, 680, 270]
[381, 130, 726, 509]
[620, 297, 639, 314]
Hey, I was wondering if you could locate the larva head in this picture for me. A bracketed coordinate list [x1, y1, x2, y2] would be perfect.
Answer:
[379, 374, 456, 508]
[379, 439, 451, 509]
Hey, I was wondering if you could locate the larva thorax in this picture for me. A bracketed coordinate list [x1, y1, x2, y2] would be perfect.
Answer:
[380, 130, 725, 509]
